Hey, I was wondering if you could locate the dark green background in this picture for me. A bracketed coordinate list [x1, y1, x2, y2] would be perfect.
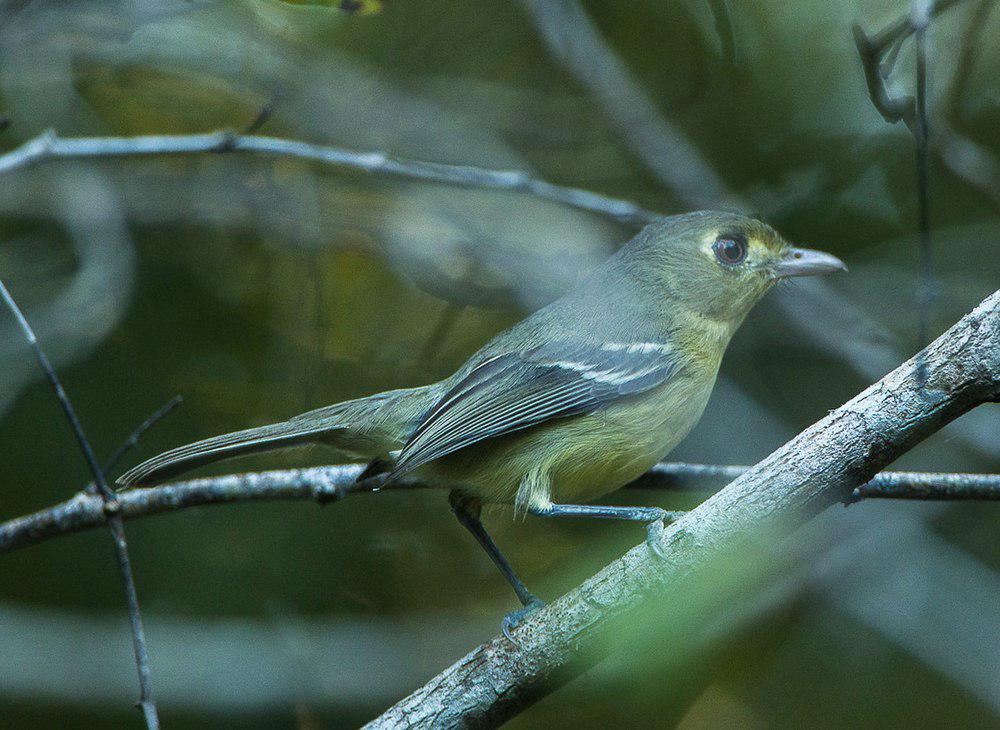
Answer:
[0, 0, 997, 727]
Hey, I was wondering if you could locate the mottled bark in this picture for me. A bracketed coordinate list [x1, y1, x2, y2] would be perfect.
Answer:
[364, 289, 998, 729]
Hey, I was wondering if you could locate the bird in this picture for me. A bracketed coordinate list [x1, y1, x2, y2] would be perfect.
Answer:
[118, 210, 846, 634]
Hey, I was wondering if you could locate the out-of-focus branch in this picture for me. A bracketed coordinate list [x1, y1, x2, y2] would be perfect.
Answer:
[868, 0, 963, 51]
[0, 282, 160, 730]
[707, 0, 738, 67]
[943, 0, 997, 119]
[939, 0, 1000, 205]
[853, 0, 1000, 204]
[3, 457, 998, 555]
[364, 289, 999, 730]
[518, 0, 737, 208]
[0, 129, 661, 227]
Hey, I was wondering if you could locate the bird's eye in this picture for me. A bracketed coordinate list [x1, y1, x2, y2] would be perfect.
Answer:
[712, 235, 747, 266]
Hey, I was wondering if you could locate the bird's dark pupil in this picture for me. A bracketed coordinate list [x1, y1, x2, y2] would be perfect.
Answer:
[714, 236, 745, 264]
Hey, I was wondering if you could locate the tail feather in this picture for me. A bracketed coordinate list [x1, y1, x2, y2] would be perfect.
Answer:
[117, 385, 435, 488]
[116, 420, 336, 488]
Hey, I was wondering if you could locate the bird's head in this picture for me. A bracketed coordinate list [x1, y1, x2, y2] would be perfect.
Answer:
[624, 210, 846, 327]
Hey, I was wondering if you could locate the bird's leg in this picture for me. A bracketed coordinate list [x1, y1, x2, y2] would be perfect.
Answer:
[449, 491, 545, 639]
[529, 503, 684, 560]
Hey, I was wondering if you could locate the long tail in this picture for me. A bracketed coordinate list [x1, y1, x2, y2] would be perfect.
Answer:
[117, 385, 434, 488]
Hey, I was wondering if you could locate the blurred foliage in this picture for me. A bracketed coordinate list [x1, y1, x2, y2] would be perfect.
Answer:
[0, 0, 997, 727]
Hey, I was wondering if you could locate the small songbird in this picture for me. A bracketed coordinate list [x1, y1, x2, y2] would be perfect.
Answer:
[119, 211, 845, 632]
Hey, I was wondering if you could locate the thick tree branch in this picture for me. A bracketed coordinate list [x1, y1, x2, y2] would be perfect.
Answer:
[0, 130, 661, 227]
[363, 289, 999, 729]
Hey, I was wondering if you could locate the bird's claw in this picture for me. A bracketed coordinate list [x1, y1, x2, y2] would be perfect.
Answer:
[646, 517, 668, 560]
[502, 598, 545, 645]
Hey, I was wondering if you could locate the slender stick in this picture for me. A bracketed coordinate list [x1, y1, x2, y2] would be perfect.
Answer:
[0, 130, 662, 227]
[2, 459, 997, 555]
[854, 0, 1000, 205]
[0, 281, 160, 730]
[868, 0, 962, 57]
[629, 462, 1000, 501]
[103, 396, 183, 476]
[852, 470, 1000, 500]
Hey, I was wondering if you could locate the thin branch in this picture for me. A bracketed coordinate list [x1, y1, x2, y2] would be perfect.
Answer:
[852, 470, 1000, 500]
[0, 129, 662, 227]
[2, 458, 998, 555]
[852, 0, 959, 128]
[518, 0, 737, 208]
[103, 396, 183, 476]
[867, 0, 962, 62]
[854, 0, 1000, 203]
[364, 289, 999, 729]
[629, 462, 1000, 502]
[0, 281, 160, 730]
[242, 85, 285, 136]
[0, 464, 384, 553]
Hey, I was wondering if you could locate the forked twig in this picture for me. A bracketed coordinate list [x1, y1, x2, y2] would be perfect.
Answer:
[0, 281, 160, 730]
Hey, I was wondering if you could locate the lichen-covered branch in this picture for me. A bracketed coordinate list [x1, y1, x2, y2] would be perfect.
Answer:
[363, 288, 998, 729]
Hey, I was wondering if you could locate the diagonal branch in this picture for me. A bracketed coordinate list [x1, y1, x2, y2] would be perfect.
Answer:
[363, 288, 999, 729]
[518, 0, 736, 208]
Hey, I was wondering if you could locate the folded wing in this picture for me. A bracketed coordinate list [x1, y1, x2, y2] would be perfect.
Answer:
[389, 340, 681, 479]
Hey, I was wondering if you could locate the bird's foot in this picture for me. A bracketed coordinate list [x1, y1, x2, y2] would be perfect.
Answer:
[646, 512, 668, 561]
[502, 598, 545, 645]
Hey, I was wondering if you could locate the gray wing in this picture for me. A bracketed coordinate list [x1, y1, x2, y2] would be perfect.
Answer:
[389, 340, 681, 479]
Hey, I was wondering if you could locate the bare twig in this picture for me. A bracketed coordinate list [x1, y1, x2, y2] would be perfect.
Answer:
[854, 0, 1000, 203]
[852, 470, 1000, 500]
[242, 85, 285, 135]
[2, 458, 997, 555]
[103, 396, 184, 476]
[0, 130, 662, 227]
[865, 0, 962, 71]
[629, 462, 1000, 501]
[364, 289, 999, 729]
[0, 464, 383, 554]
[0, 281, 160, 729]
[518, 0, 736, 208]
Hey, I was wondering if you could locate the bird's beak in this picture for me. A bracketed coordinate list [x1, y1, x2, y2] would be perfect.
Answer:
[771, 247, 848, 279]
